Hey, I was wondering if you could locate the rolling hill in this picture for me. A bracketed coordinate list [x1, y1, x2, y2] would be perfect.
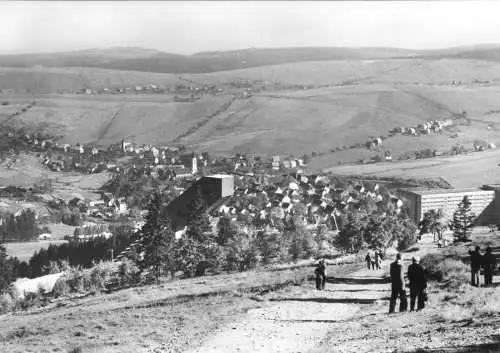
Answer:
[1, 44, 500, 74]
[2, 47, 500, 181]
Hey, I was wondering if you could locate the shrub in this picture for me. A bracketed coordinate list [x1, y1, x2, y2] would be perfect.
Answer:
[88, 262, 114, 294]
[52, 277, 71, 298]
[0, 292, 14, 314]
[117, 259, 141, 288]
[397, 232, 418, 251]
[420, 253, 445, 281]
[289, 229, 318, 260]
[223, 232, 260, 272]
[420, 253, 469, 286]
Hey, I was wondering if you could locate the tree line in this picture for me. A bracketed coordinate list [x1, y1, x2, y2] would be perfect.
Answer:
[0, 209, 42, 242]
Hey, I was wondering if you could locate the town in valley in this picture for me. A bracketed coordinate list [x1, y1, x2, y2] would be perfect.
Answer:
[0, 2, 500, 353]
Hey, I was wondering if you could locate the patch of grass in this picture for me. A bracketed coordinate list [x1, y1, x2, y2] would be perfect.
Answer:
[0, 259, 363, 353]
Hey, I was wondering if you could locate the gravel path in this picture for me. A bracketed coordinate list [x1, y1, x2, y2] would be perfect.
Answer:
[185, 263, 391, 353]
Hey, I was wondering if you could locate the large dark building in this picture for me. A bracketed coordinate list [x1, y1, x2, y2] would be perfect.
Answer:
[166, 174, 234, 231]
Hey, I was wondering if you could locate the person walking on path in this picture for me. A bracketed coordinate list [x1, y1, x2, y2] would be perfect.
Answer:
[389, 253, 408, 313]
[314, 260, 327, 290]
[407, 256, 427, 311]
[374, 250, 381, 270]
[482, 246, 497, 287]
[469, 246, 483, 287]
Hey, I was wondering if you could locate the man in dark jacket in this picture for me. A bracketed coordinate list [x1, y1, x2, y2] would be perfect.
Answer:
[365, 252, 372, 270]
[407, 256, 427, 311]
[314, 260, 327, 290]
[389, 253, 408, 313]
[469, 246, 482, 287]
[482, 246, 497, 287]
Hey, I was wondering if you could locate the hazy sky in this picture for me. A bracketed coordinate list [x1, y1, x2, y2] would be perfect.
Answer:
[2, 1, 500, 55]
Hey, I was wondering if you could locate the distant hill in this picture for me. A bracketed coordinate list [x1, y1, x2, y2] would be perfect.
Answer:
[0, 46, 422, 74]
[2, 45, 500, 74]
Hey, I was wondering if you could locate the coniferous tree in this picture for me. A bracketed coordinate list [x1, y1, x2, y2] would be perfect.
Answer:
[0, 244, 14, 293]
[450, 196, 475, 242]
[185, 187, 212, 243]
[141, 192, 176, 282]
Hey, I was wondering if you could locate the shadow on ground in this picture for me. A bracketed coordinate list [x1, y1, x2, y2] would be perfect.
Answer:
[326, 277, 390, 285]
[269, 297, 389, 304]
[323, 289, 389, 293]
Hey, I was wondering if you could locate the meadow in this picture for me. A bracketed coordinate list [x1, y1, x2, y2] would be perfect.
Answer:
[323, 147, 500, 188]
[0, 154, 110, 201]
[5, 239, 69, 262]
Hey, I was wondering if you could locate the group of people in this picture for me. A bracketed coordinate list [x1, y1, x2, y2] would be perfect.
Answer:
[365, 249, 383, 270]
[389, 253, 428, 313]
[313, 243, 496, 313]
[468, 245, 497, 287]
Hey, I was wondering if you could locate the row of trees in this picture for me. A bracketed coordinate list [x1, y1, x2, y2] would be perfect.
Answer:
[27, 225, 134, 278]
[0, 209, 42, 242]
[334, 210, 418, 254]
[418, 196, 476, 243]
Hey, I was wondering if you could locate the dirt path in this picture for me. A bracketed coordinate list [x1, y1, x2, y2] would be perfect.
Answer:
[185, 262, 392, 353]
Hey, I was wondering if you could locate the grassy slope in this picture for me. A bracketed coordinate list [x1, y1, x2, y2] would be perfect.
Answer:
[0, 153, 111, 200]
[0, 260, 362, 353]
[2, 58, 500, 175]
[5, 240, 69, 262]
[0, 67, 183, 92]
[323, 147, 500, 188]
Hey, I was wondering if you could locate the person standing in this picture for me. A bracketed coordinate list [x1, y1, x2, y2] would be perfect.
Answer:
[365, 252, 372, 270]
[468, 246, 482, 287]
[482, 246, 497, 287]
[374, 250, 381, 270]
[389, 253, 408, 313]
[407, 256, 427, 311]
[314, 260, 327, 290]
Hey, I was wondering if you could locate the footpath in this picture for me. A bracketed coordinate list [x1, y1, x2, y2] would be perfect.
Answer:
[185, 260, 392, 353]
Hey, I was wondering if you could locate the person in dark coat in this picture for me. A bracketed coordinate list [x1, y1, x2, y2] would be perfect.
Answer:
[468, 246, 482, 287]
[314, 260, 327, 290]
[365, 252, 372, 270]
[407, 256, 427, 311]
[482, 246, 497, 287]
[374, 250, 381, 270]
[389, 253, 408, 313]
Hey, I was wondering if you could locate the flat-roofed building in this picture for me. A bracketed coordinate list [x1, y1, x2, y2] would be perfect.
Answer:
[399, 187, 496, 225]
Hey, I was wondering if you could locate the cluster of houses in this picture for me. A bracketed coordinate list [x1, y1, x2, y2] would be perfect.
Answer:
[64, 82, 227, 98]
[393, 119, 453, 137]
[208, 173, 403, 235]
[473, 141, 496, 151]
[270, 155, 306, 171]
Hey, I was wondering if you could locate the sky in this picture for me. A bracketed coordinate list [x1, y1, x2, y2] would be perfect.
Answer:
[2, 1, 500, 55]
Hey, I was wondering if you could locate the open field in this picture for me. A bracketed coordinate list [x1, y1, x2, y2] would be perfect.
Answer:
[3, 82, 500, 160]
[5, 240, 68, 261]
[188, 58, 500, 86]
[2, 58, 500, 176]
[323, 147, 500, 188]
[0, 153, 111, 201]
[1, 59, 500, 160]
[0, 66, 184, 92]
